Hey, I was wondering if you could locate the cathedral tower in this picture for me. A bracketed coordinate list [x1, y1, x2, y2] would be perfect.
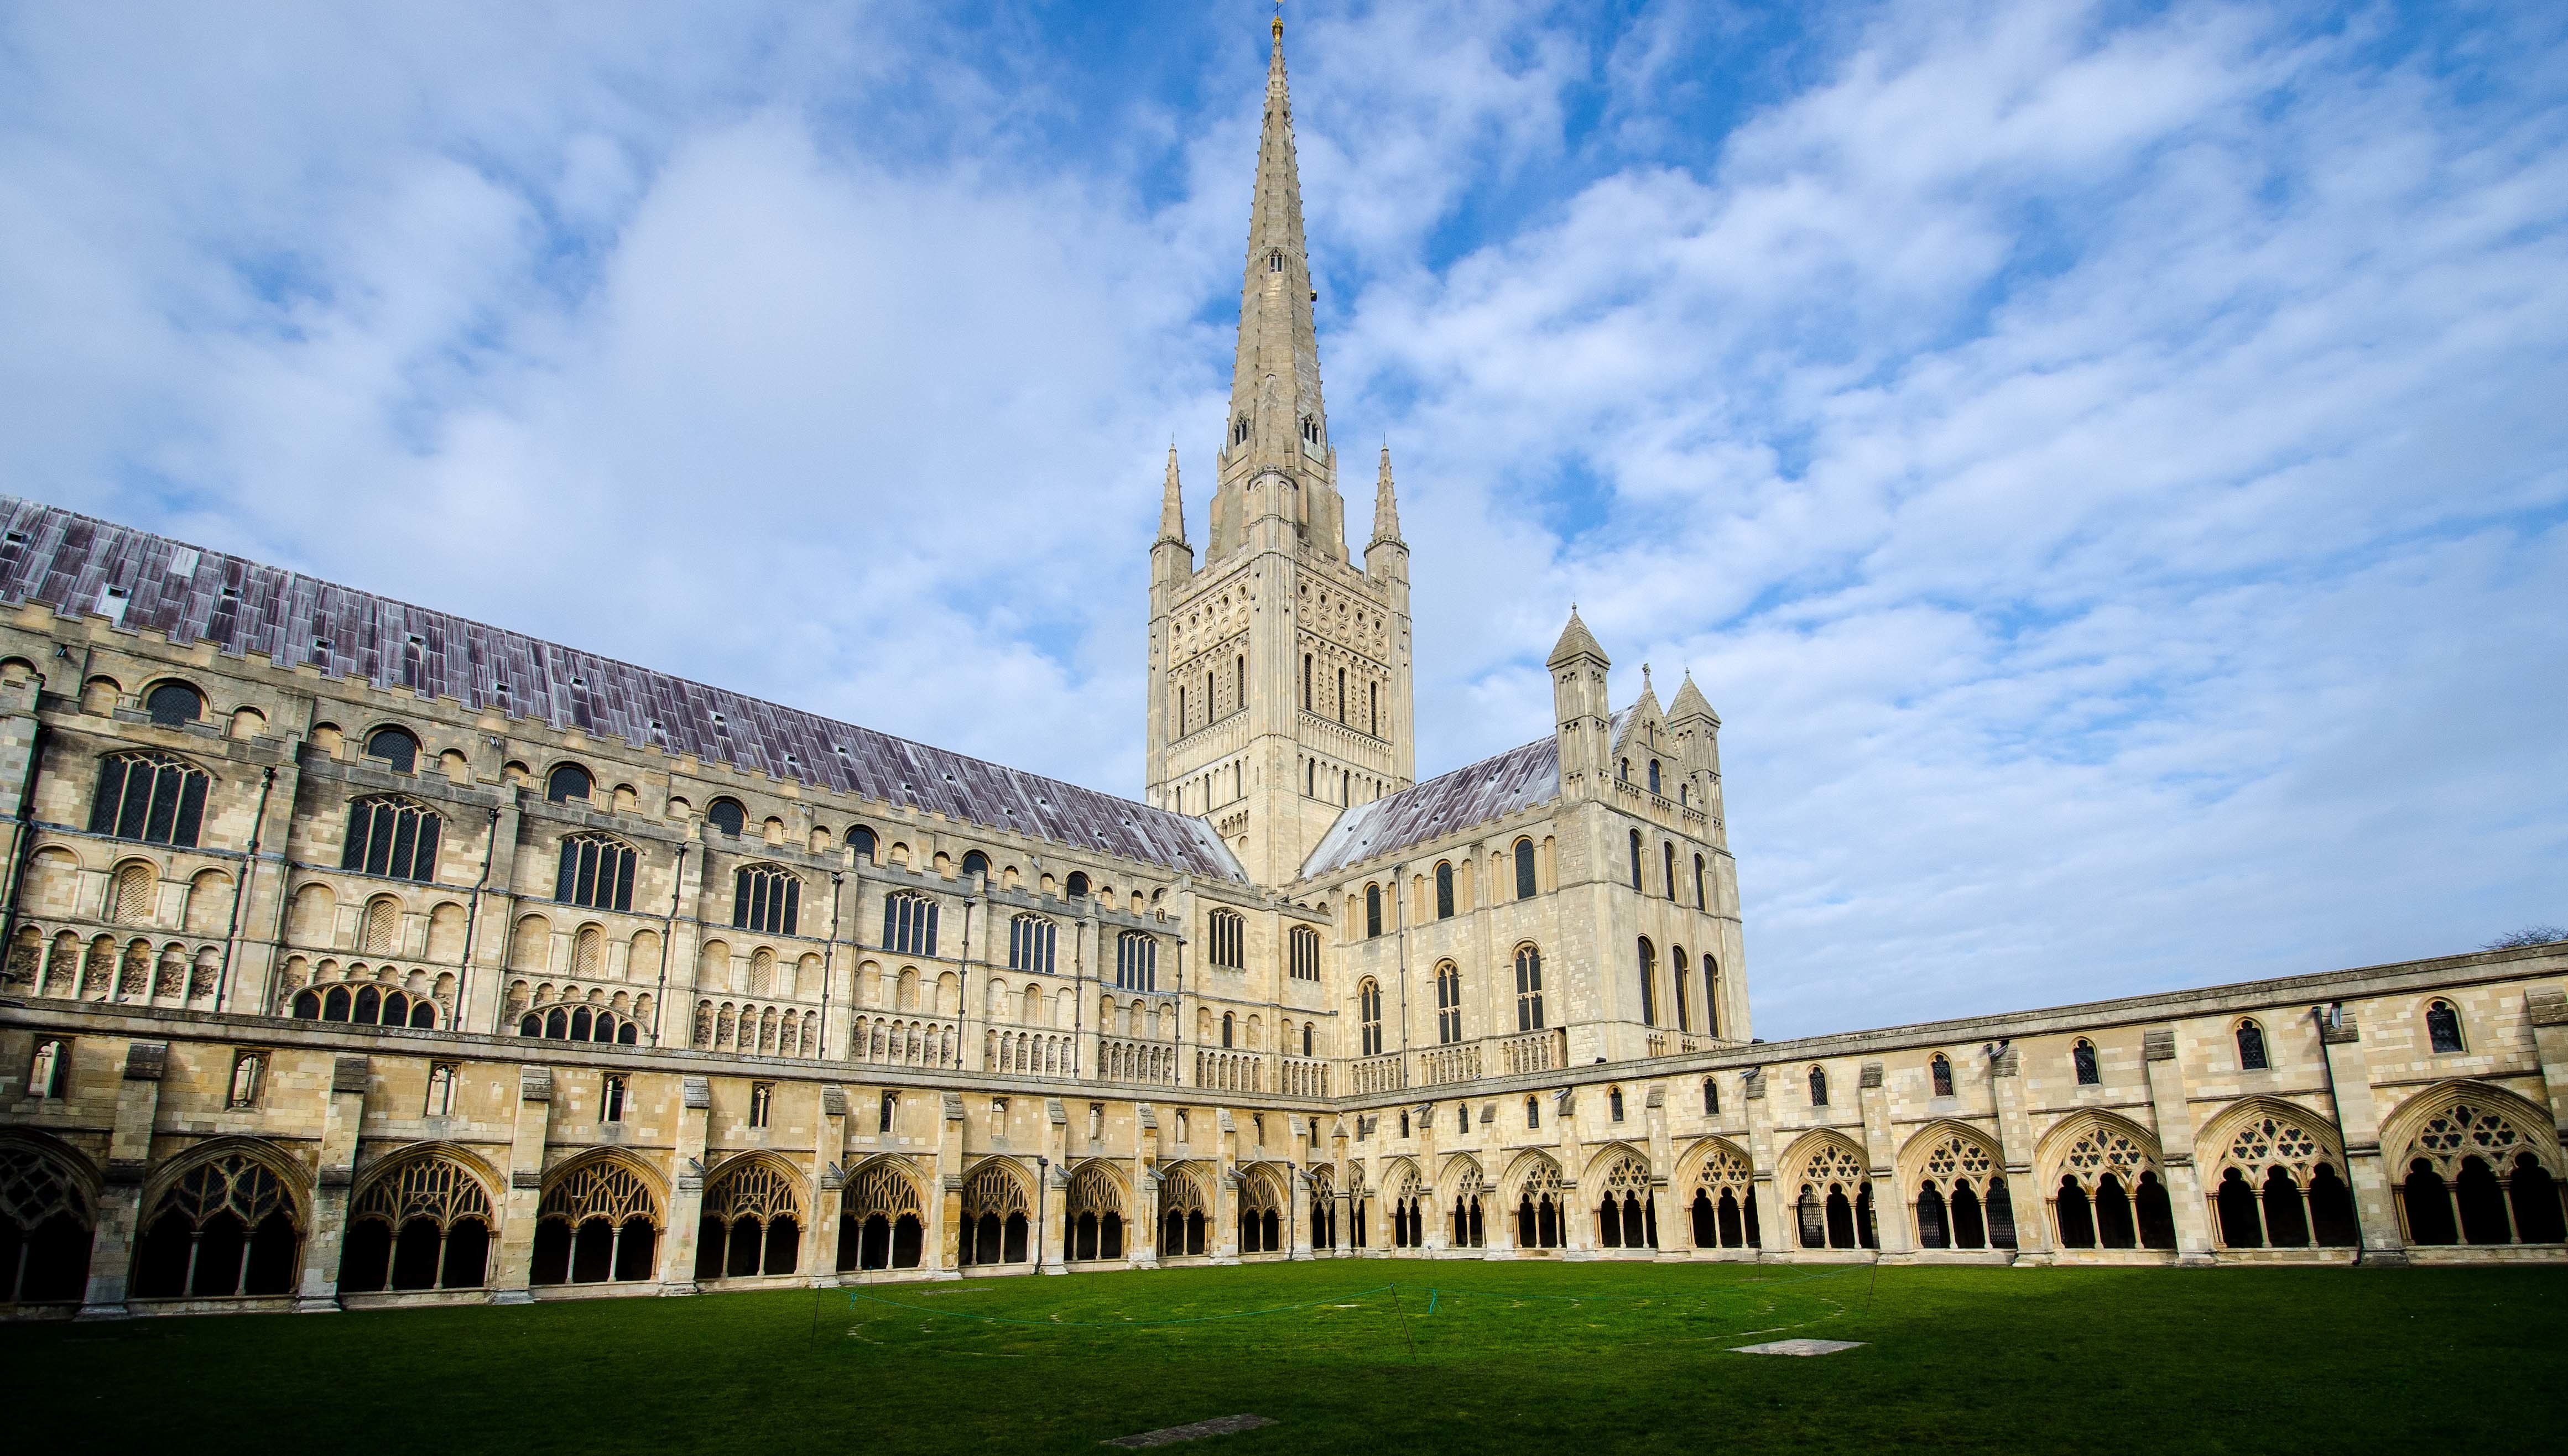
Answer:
[1147, 14, 1415, 887]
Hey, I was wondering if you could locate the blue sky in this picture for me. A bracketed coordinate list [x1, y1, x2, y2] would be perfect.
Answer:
[3, 0, 2562, 1036]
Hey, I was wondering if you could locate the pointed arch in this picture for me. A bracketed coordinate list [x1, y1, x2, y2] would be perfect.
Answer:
[2379, 1079, 2563, 1176]
[131, 1137, 309, 1299]
[1499, 1148, 1565, 1206]
[342, 1142, 503, 1293]
[2034, 1109, 2165, 1192]
[1895, 1119, 2005, 1186]
[1775, 1128, 1869, 1189]
[697, 1152, 806, 1280]
[0, 1130, 100, 1303]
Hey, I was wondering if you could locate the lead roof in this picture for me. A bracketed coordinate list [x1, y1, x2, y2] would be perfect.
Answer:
[1300, 734, 1562, 879]
[0, 498, 1246, 883]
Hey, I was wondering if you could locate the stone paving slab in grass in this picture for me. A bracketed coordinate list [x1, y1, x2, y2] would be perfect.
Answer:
[1106, 1415, 1277, 1447]
[1729, 1339, 1867, 1356]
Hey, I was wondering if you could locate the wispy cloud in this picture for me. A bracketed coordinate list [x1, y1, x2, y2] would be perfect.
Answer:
[3, 0, 2561, 1035]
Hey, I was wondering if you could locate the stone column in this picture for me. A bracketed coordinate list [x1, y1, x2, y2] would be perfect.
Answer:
[2315, 1009, 2405, 1264]
[77, 1039, 169, 1318]
[1644, 1083, 1678, 1257]
[1131, 1107, 1160, 1268]
[1986, 1047, 2050, 1259]
[1043, 1098, 1071, 1275]
[657, 1075, 711, 1295]
[293, 1053, 371, 1312]
[1858, 1062, 1913, 1256]
[808, 1085, 849, 1283]
[489, 1066, 553, 1302]
[2139, 1028, 2216, 1262]
[933, 1090, 964, 1275]
[1215, 1109, 1239, 1261]
[2525, 989, 2568, 1147]
[1741, 1067, 1789, 1261]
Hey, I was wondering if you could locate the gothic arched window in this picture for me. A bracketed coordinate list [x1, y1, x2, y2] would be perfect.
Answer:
[363, 726, 419, 773]
[556, 834, 637, 912]
[1514, 944, 1544, 1031]
[1661, 843, 1676, 901]
[342, 795, 441, 883]
[882, 892, 937, 956]
[1931, 1053, 1955, 1098]
[1114, 930, 1155, 991]
[1629, 829, 1643, 890]
[1364, 884, 1382, 939]
[1647, 759, 1660, 795]
[1009, 914, 1056, 975]
[1809, 1066, 1830, 1107]
[1636, 938, 1657, 1026]
[2072, 1040, 2101, 1085]
[1434, 862, 1454, 919]
[2425, 1000, 2465, 1053]
[1694, 854, 1707, 908]
[1358, 979, 1383, 1056]
[1702, 1077, 1719, 1114]
[1515, 838, 1538, 899]
[132, 1154, 299, 1298]
[1435, 962, 1461, 1044]
[545, 763, 592, 803]
[1207, 909, 1244, 969]
[733, 864, 801, 936]
[2236, 1020, 2269, 1071]
[90, 751, 210, 848]
[145, 680, 204, 727]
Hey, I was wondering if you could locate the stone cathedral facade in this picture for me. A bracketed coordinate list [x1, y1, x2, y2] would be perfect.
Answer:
[3, 19, 2564, 1319]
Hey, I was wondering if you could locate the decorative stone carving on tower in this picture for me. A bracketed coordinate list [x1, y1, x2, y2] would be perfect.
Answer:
[1143, 13, 1415, 888]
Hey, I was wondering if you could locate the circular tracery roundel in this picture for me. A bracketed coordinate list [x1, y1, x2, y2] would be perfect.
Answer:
[1798, 1142, 1864, 1191]
[2225, 1114, 2325, 1178]
[1692, 1145, 1752, 1191]
[2059, 1126, 2153, 1189]
[2409, 1102, 2531, 1175]
[1923, 1135, 1994, 1181]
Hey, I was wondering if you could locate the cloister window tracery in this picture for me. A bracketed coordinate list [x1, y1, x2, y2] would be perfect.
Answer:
[960, 1162, 1031, 1267]
[1910, 1132, 2014, 1252]
[1793, 1143, 1875, 1251]
[2397, 1098, 2566, 1247]
[339, 1155, 493, 1293]
[1688, 1145, 1758, 1250]
[696, 1159, 803, 1280]
[531, 1160, 659, 1286]
[837, 1161, 925, 1272]
[2211, 1110, 2357, 1250]
[1593, 1151, 1659, 1251]
[1514, 1158, 1567, 1250]
[0, 1140, 95, 1302]
[132, 1152, 300, 1299]
[1065, 1163, 1127, 1262]
[2051, 1124, 2176, 1251]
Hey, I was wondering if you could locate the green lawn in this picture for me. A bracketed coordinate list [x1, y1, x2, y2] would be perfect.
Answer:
[11, 1260, 2563, 1453]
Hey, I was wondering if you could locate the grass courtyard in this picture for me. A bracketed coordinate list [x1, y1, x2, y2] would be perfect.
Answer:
[11, 1259, 2565, 1454]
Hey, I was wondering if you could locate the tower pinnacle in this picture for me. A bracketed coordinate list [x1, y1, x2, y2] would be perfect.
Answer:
[1158, 442, 1186, 546]
[1371, 443, 1403, 545]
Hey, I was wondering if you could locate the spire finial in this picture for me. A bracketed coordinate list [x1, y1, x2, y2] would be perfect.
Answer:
[1370, 439, 1403, 546]
[1158, 442, 1187, 546]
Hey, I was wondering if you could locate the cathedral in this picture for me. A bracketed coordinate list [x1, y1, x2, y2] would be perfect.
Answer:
[1, 17, 2562, 1318]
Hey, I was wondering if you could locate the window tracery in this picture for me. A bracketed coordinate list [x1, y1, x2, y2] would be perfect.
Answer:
[2397, 1097, 2565, 1247]
[1239, 1166, 1288, 1254]
[1688, 1144, 1758, 1250]
[1514, 1157, 1567, 1250]
[532, 1159, 659, 1286]
[0, 1140, 95, 1302]
[556, 834, 637, 912]
[837, 1160, 925, 1271]
[696, 1159, 803, 1280]
[732, 863, 801, 937]
[340, 1155, 493, 1293]
[2050, 1121, 2175, 1251]
[960, 1161, 1031, 1266]
[1594, 1151, 1659, 1250]
[1791, 1141, 1874, 1251]
[882, 892, 939, 957]
[132, 1152, 300, 1298]
[342, 796, 441, 883]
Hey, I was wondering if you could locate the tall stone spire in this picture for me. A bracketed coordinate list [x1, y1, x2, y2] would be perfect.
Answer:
[1371, 443, 1403, 545]
[1207, 11, 1343, 562]
[1158, 442, 1187, 545]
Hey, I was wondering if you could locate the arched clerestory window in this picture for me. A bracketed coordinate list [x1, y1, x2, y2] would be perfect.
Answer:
[1435, 962, 1462, 1044]
[1434, 862, 1455, 919]
[545, 763, 592, 803]
[1364, 884, 1382, 938]
[362, 726, 419, 773]
[1514, 944, 1544, 1031]
[342, 795, 441, 882]
[90, 751, 210, 848]
[1514, 839, 1537, 899]
[557, 834, 637, 912]
[2072, 1040, 2101, 1086]
[733, 864, 801, 936]
[1358, 979, 1383, 1057]
[145, 680, 205, 727]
